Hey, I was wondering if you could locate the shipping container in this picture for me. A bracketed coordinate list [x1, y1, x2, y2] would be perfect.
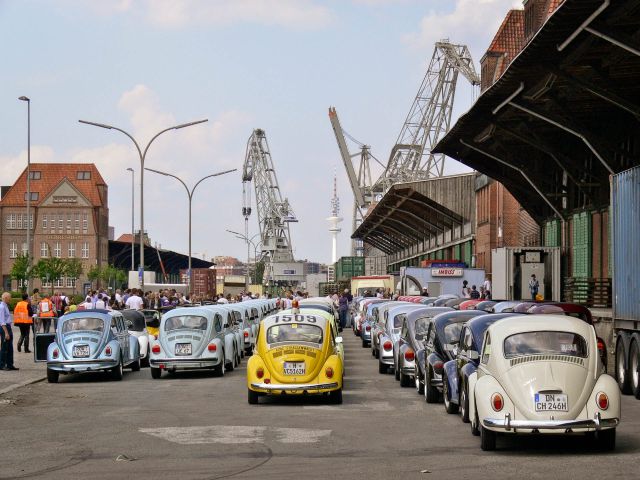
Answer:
[334, 256, 366, 281]
[612, 166, 640, 399]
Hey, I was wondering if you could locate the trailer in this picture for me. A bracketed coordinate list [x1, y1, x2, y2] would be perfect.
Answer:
[612, 166, 640, 398]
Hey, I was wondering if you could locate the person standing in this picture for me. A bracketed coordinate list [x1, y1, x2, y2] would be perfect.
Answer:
[338, 292, 349, 331]
[482, 276, 492, 297]
[14, 293, 33, 353]
[529, 274, 540, 300]
[38, 293, 56, 333]
[0, 292, 19, 371]
[462, 280, 471, 299]
[469, 285, 481, 299]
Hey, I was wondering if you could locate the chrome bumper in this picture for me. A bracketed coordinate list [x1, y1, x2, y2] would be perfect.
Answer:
[48, 359, 118, 372]
[401, 366, 415, 375]
[150, 358, 221, 369]
[251, 382, 339, 392]
[483, 412, 619, 432]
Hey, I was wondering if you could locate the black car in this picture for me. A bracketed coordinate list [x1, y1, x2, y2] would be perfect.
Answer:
[421, 310, 488, 403]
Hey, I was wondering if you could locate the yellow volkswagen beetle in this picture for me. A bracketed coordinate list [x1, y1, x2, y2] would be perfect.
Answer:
[247, 312, 344, 404]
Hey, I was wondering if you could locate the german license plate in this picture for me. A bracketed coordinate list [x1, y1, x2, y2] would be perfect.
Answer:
[73, 345, 90, 358]
[284, 362, 305, 375]
[175, 343, 192, 356]
[534, 393, 568, 412]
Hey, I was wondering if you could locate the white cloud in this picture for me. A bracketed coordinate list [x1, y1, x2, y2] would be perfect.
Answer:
[404, 0, 523, 54]
[0, 146, 57, 185]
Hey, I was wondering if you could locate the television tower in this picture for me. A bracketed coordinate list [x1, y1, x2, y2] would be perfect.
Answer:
[327, 171, 343, 264]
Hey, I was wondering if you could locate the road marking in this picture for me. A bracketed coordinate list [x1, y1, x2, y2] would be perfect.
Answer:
[303, 401, 392, 411]
[140, 425, 331, 445]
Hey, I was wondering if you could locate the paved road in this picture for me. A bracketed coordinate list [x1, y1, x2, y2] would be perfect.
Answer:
[2, 332, 640, 479]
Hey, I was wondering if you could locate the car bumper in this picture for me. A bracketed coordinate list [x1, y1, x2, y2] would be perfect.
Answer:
[379, 354, 394, 365]
[47, 359, 119, 372]
[362, 331, 371, 341]
[401, 365, 415, 375]
[483, 412, 619, 432]
[250, 382, 340, 394]
[150, 357, 221, 369]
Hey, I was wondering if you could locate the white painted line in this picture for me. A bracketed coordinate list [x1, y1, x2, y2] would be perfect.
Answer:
[272, 427, 331, 444]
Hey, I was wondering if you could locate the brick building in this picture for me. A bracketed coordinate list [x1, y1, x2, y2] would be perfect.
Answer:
[0, 163, 109, 293]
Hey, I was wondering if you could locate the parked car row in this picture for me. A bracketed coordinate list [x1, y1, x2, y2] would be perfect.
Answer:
[351, 296, 621, 451]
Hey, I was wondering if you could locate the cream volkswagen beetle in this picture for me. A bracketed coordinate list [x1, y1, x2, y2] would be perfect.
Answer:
[468, 315, 620, 451]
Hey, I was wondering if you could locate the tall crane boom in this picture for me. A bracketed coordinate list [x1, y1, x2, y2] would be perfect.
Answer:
[242, 129, 297, 283]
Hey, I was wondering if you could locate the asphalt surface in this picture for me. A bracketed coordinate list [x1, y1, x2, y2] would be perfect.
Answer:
[2, 331, 640, 480]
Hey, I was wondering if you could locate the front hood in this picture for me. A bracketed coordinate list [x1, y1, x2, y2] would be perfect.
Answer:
[265, 344, 324, 384]
[498, 358, 594, 420]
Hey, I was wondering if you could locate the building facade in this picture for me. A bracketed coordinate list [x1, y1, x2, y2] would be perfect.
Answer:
[0, 163, 109, 294]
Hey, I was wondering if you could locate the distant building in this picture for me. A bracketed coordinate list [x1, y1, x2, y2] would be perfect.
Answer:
[0, 163, 109, 293]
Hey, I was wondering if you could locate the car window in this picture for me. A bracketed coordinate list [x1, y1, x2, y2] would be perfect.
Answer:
[266, 324, 323, 345]
[62, 317, 104, 333]
[165, 315, 208, 332]
[444, 323, 463, 345]
[393, 314, 405, 329]
[116, 317, 125, 333]
[400, 320, 408, 340]
[463, 327, 473, 350]
[481, 332, 491, 364]
[125, 314, 146, 332]
[415, 317, 430, 336]
[214, 314, 222, 332]
[503, 331, 588, 358]
[427, 323, 436, 346]
[111, 317, 118, 334]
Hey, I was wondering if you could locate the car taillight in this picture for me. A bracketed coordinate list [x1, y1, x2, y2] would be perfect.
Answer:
[433, 360, 444, 371]
[365, 326, 371, 332]
[596, 391, 609, 410]
[597, 338, 605, 352]
[325, 367, 334, 378]
[244, 331, 249, 338]
[151, 345, 161, 354]
[491, 393, 504, 412]
[383, 341, 392, 351]
[207, 344, 217, 352]
[256, 367, 264, 379]
[404, 349, 415, 362]
[53, 348, 59, 359]
[105, 345, 112, 356]
[264, 378, 271, 384]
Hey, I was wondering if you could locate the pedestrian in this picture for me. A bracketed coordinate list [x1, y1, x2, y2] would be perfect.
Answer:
[125, 289, 144, 310]
[338, 292, 349, 331]
[462, 280, 471, 298]
[95, 294, 107, 309]
[529, 274, 540, 300]
[421, 287, 429, 297]
[469, 285, 480, 299]
[482, 276, 492, 297]
[14, 293, 33, 353]
[38, 293, 56, 333]
[0, 292, 19, 371]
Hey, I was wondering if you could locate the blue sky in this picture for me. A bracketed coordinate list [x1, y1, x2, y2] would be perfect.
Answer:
[0, 0, 521, 265]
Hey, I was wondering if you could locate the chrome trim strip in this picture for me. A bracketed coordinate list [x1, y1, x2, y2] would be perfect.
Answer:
[251, 382, 339, 391]
[483, 414, 619, 431]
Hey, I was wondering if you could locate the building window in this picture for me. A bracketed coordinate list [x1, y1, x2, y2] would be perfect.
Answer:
[66, 213, 72, 234]
[28, 214, 33, 229]
[41, 279, 52, 288]
[9, 242, 17, 258]
[81, 242, 89, 259]
[66, 277, 76, 288]
[54, 278, 64, 288]
[54, 242, 61, 258]
[28, 171, 41, 180]
[5, 214, 16, 229]
[43, 214, 48, 230]
[58, 214, 63, 233]
[23, 192, 39, 201]
[17, 214, 23, 229]
[41, 242, 49, 258]
[77, 171, 91, 180]
[74, 213, 80, 233]
[68, 242, 76, 258]
[22, 242, 28, 255]
[82, 213, 88, 233]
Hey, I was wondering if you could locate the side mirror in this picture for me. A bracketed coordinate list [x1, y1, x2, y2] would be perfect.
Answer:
[468, 350, 480, 360]
[335, 337, 343, 344]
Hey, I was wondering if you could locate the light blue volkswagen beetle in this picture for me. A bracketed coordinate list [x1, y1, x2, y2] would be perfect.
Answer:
[46, 309, 141, 383]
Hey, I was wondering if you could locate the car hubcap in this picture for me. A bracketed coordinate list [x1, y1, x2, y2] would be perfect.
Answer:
[618, 345, 626, 385]
[461, 389, 466, 417]
[632, 345, 639, 390]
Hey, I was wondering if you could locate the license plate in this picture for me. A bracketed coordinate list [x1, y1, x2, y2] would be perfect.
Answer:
[73, 345, 90, 358]
[175, 343, 192, 356]
[284, 362, 305, 375]
[534, 393, 568, 412]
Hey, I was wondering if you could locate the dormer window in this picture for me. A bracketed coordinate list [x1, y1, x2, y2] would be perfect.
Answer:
[77, 171, 91, 180]
[29, 171, 41, 180]
[24, 192, 39, 201]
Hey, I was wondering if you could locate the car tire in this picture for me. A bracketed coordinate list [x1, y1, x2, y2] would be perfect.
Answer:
[480, 426, 496, 451]
[226, 352, 235, 372]
[394, 362, 400, 381]
[425, 367, 439, 404]
[630, 340, 640, 399]
[375, 348, 379, 359]
[329, 388, 343, 405]
[150, 367, 162, 379]
[595, 428, 616, 451]
[214, 356, 226, 377]
[141, 356, 150, 368]
[460, 383, 470, 423]
[130, 358, 141, 372]
[616, 339, 632, 395]
[245, 347, 253, 357]
[111, 360, 123, 381]
[416, 370, 424, 395]
[362, 338, 367, 348]
[400, 370, 411, 388]
[378, 359, 387, 374]
[471, 410, 480, 437]
[47, 368, 59, 384]
[248, 388, 259, 405]
[443, 373, 459, 414]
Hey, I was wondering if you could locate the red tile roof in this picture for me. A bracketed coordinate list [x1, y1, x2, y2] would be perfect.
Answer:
[487, 9, 525, 65]
[546, 0, 565, 16]
[0, 163, 106, 207]
[116, 233, 134, 243]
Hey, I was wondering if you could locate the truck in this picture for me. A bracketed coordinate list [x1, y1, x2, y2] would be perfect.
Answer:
[399, 266, 485, 297]
[350, 275, 395, 296]
[612, 166, 640, 399]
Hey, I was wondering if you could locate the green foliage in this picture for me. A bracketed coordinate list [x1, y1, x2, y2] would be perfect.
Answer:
[33, 257, 68, 294]
[9, 254, 33, 293]
[86, 264, 127, 290]
[254, 260, 265, 285]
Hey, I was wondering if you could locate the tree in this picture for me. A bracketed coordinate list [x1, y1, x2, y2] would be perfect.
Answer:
[34, 257, 68, 295]
[9, 254, 33, 293]
[87, 265, 102, 289]
[254, 260, 265, 285]
[65, 258, 84, 294]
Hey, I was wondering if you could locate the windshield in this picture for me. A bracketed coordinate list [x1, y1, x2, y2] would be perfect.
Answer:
[415, 318, 430, 336]
[122, 313, 146, 331]
[503, 331, 588, 358]
[443, 323, 463, 344]
[266, 324, 323, 345]
[62, 317, 104, 333]
[164, 315, 208, 332]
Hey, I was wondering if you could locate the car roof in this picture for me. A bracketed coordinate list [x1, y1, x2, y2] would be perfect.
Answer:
[486, 314, 593, 345]
[433, 310, 488, 329]
[387, 303, 429, 318]
[61, 309, 115, 320]
[466, 313, 522, 343]
[262, 312, 327, 329]
[163, 306, 216, 319]
[405, 307, 454, 322]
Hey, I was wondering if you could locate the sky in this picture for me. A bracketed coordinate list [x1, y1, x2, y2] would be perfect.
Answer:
[0, 0, 522, 265]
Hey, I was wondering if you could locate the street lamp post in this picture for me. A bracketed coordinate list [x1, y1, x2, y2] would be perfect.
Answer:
[146, 168, 236, 294]
[79, 118, 208, 292]
[226, 230, 261, 288]
[18, 96, 31, 292]
[126, 167, 135, 272]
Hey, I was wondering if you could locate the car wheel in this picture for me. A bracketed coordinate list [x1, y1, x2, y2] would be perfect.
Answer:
[375, 348, 379, 359]
[400, 370, 411, 388]
[471, 402, 480, 436]
[362, 338, 367, 348]
[415, 370, 424, 395]
[461, 383, 470, 423]
[630, 340, 640, 399]
[248, 388, 259, 405]
[214, 356, 226, 377]
[425, 367, 439, 404]
[130, 357, 141, 372]
[595, 428, 616, 451]
[394, 361, 400, 381]
[47, 368, 59, 384]
[378, 359, 387, 374]
[443, 373, 459, 414]
[111, 360, 123, 381]
[616, 339, 631, 395]
[480, 426, 496, 451]
[245, 347, 253, 357]
[141, 356, 150, 368]
[150, 367, 162, 379]
[329, 388, 343, 405]
[226, 349, 235, 372]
